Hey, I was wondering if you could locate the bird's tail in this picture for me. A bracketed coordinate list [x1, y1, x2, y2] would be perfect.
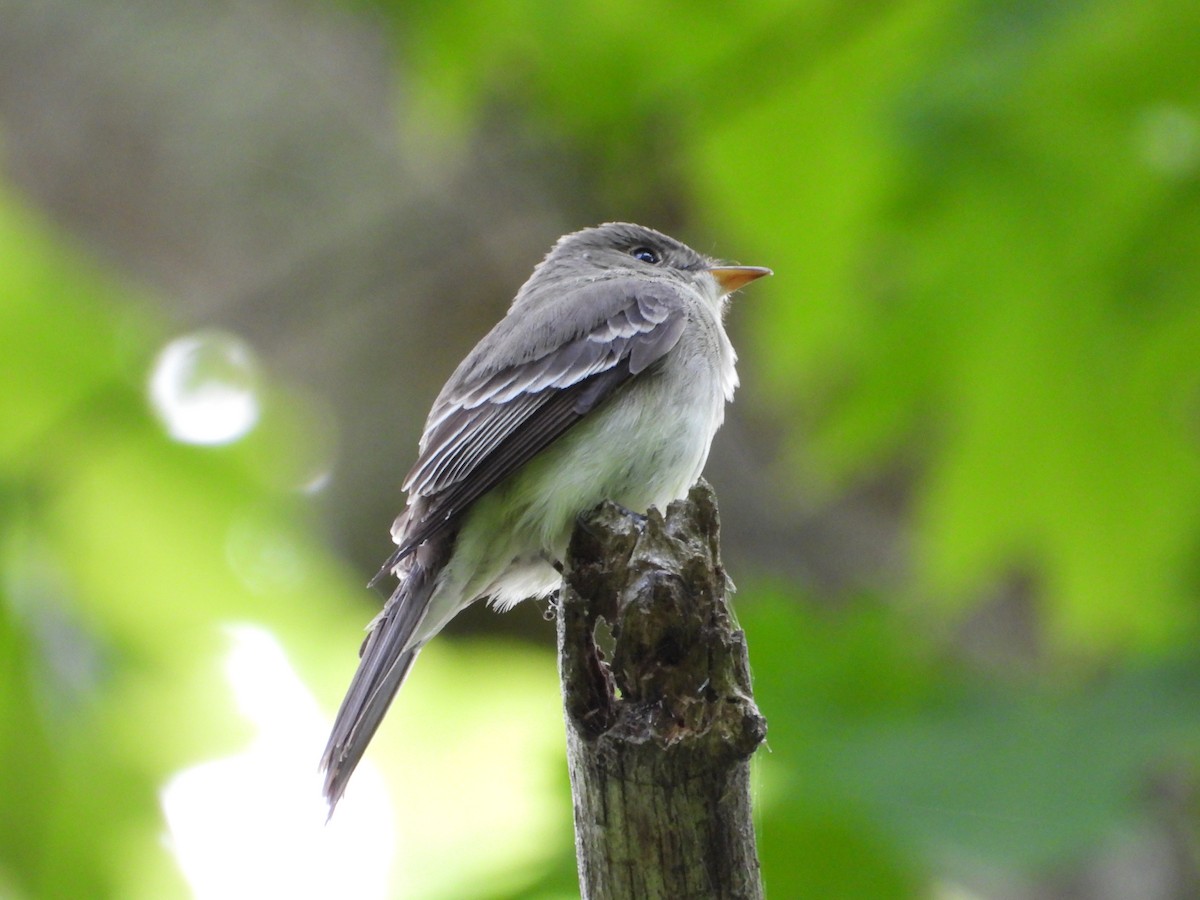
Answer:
[320, 544, 444, 814]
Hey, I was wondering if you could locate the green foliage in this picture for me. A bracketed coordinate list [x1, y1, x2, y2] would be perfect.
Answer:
[0, 192, 574, 897]
[3, 0, 1199, 896]
[379, 0, 1200, 652]
[743, 589, 1200, 895]
[692, 0, 1200, 652]
[0, 194, 190, 896]
[374, 0, 1200, 887]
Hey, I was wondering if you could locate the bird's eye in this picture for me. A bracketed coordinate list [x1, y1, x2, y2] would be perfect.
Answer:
[631, 247, 660, 265]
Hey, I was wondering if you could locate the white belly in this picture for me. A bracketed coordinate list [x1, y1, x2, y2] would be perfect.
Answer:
[514, 367, 724, 548]
[413, 309, 737, 639]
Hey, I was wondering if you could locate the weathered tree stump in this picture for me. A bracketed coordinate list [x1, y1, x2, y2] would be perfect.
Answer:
[557, 480, 767, 900]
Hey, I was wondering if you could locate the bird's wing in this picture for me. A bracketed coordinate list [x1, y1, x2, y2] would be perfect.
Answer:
[373, 277, 690, 580]
[324, 277, 692, 812]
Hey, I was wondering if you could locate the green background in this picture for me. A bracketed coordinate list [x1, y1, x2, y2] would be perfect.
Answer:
[2, 0, 1199, 897]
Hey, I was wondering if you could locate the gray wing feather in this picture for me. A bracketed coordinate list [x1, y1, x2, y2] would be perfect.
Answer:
[331, 278, 691, 810]
[385, 278, 689, 567]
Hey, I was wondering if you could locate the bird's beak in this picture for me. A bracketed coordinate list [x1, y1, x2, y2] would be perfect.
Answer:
[707, 265, 773, 296]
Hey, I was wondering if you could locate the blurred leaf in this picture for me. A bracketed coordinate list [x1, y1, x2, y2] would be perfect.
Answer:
[693, 0, 1200, 653]
[743, 589, 1200, 882]
[0, 193, 188, 898]
[369, 638, 575, 899]
[0, 189, 370, 896]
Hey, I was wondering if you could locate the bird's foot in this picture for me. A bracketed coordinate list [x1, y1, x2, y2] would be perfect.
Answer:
[610, 502, 648, 525]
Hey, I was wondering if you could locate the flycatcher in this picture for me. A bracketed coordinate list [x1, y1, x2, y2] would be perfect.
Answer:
[321, 222, 770, 810]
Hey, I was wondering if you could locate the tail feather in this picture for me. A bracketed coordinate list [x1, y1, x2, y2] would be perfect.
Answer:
[321, 539, 446, 813]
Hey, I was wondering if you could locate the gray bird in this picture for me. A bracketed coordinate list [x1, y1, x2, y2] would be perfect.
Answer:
[321, 222, 770, 811]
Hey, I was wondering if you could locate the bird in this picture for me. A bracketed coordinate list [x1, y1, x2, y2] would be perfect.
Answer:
[321, 222, 770, 811]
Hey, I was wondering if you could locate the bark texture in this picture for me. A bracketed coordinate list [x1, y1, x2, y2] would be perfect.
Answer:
[557, 480, 767, 900]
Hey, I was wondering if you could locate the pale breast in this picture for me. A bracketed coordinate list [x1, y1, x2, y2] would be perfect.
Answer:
[443, 300, 737, 615]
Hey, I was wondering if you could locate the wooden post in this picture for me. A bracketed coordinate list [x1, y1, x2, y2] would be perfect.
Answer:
[557, 480, 767, 900]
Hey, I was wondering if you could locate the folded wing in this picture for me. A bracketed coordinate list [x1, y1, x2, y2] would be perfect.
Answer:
[374, 278, 690, 580]
[323, 278, 690, 811]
